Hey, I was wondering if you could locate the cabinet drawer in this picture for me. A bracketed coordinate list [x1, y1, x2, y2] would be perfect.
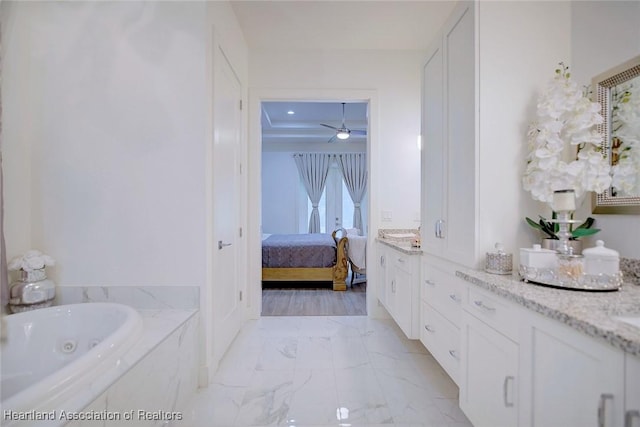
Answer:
[465, 286, 519, 341]
[422, 264, 463, 327]
[392, 252, 412, 273]
[420, 301, 460, 385]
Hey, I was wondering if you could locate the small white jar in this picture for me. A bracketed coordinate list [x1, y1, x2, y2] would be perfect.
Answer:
[520, 244, 558, 269]
[582, 240, 619, 276]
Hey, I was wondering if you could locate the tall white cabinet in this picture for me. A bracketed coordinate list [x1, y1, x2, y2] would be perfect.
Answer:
[421, 1, 477, 268]
[419, 2, 579, 427]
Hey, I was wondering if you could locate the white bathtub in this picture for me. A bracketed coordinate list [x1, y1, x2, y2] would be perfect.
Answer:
[1, 303, 143, 426]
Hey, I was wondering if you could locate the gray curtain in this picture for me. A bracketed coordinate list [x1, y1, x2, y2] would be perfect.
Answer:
[0, 151, 6, 308]
[337, 153, 367, 234]
[0, 22, 7, 307]
[294, 153, 332, 233]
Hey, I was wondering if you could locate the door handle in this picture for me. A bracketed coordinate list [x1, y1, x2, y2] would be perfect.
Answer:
[503, 375, 515, 408]
[598, 393, 614, 427]
[218, 240, 232, 250]
[625, 410, 640, 427]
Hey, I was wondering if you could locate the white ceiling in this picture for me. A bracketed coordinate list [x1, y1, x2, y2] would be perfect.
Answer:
[262, 101, 368, 144]
[237, 1, 456, 146]
[230, 1, 457, 51]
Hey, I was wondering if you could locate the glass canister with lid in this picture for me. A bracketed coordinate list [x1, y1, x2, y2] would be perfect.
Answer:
[582, 240, 620, 276]
[485, 243, 513, 275]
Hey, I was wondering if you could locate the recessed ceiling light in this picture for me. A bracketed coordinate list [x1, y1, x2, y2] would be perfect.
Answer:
[287, 110, 295, 115]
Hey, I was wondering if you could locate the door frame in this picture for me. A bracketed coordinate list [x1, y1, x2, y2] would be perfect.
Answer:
[246, 88, 381, 319]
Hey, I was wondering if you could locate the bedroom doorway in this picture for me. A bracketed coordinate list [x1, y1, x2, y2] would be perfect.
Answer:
[260, 100, 369, 316]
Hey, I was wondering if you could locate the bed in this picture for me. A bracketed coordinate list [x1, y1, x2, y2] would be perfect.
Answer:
[261, 229, 349, 291]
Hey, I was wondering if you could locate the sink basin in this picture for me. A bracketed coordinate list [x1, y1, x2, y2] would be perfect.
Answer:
[385, 233, 416, 239]
[612, 316, 640, 329]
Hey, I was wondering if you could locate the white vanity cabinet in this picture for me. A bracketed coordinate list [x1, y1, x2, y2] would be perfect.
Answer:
[460, 285, 520, 427]
[520, 311, 625, 427]
[376, 241, 420, 339]
[420, 256, 463, 384]
[420, 1, 477, 268]
[626, 355, 640, 427]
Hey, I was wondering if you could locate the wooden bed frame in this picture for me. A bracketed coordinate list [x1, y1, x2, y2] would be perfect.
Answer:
[261, 229, 349, 291]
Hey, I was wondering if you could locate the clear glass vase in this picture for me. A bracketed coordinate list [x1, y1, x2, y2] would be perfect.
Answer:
[9, 268, 56, 313]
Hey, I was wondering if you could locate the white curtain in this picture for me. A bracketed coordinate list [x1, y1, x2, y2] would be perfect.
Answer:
[294, 153, 333, 233]
[337, 153, 367, 234]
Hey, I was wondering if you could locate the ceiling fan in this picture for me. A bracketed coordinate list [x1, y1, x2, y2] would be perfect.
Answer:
[320, 103, 367, 143]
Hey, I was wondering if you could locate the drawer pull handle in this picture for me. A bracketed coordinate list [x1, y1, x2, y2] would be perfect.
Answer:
[424, 325, 435, 333]
[425, 279, 436, 286]
[474, 300, 496, 312]
[448, 349, 459, 360]
[503, 375, 515, 408]
[625, 410, 640, 427]
[397, 258, 405, 263]
[449, 294, 461, 303]
[598, 393, 614, 427]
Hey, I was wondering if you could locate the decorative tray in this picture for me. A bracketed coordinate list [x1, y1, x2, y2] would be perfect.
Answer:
[519, 264, 623, 292]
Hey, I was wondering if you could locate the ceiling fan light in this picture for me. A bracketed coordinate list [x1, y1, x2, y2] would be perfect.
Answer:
[336, 130, 350, 140]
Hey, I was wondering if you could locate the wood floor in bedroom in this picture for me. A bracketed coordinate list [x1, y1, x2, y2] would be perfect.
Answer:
[261, 281, 366, 316]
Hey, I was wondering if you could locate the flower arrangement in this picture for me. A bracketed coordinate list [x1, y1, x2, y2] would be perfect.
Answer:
[523, 63, 612, 204]
[8, 249, 55, 272]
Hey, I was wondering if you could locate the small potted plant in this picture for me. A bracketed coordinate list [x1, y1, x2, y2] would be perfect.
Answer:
[525, 213, 599, 254]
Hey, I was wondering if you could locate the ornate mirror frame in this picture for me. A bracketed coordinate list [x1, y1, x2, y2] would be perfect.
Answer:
[592, 55, 640, 214]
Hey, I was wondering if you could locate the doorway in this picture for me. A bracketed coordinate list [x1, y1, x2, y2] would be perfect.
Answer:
[248, 91, 378, 318]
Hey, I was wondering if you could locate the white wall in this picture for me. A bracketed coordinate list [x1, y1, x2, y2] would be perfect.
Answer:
[250, 49, 424, 230]
[262, 152, 299, 234]
[570, 1, 640, 258]
[3, 1, 210, 287]
[477, 1, 572, 265]
[1, 1, 34, 263]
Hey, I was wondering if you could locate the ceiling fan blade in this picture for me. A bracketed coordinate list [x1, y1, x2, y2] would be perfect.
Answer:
[320, 123, 338, 130]
[350, 130, 367, 136]
[328, 134, 338, 143]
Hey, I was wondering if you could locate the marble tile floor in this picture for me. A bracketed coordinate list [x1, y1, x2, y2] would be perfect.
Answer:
[175, 315, 473, 427]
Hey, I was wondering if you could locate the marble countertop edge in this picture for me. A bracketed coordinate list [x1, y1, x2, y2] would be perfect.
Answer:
[455, 269, 640, 357]
[376, 237, 423, 255]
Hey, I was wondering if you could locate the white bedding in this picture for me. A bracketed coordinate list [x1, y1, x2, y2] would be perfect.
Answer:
[347, 233, 366, 269]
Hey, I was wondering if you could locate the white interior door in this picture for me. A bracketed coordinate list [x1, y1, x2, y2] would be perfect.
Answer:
[212, 46, 243, 360]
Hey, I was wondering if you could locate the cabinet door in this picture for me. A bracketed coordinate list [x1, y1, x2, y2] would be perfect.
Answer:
[421, 36, 445, 257]
[393, 261, 412, 337]
[376, 243, 388, 307]
[442, 1, 477, 267]
[461, 310, 519, 427]
[627, 355, 640, 427]
[524, 313, 625, 427]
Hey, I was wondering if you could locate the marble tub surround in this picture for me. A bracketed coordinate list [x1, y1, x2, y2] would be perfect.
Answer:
[55, 285, 199, 309]
[456, 268, 640, 356]
[67, 309, 199, 427]
[621, 257, 640, 286]
[174, 315, 472, 427]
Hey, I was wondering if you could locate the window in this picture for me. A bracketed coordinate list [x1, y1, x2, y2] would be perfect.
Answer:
[301, 161, 367, 233]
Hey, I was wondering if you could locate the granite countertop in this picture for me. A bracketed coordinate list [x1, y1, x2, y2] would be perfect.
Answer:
[456, 267, 640, 357]
[377, 238, 423, 255]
